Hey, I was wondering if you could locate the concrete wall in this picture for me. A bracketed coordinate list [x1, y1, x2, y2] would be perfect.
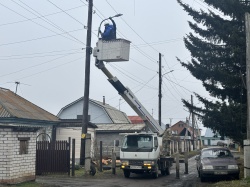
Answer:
[0, 128, 36, 184]
[96, 132, 123, 157]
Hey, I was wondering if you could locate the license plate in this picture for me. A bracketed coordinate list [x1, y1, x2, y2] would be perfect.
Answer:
[214, 171, 228, 175]
[130, 165, 142, 169]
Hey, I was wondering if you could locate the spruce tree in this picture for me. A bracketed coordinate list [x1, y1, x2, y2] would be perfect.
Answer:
[177, 0, 250, 145]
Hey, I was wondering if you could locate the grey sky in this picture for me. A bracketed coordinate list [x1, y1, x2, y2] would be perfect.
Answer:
[0, 0, 213, 129]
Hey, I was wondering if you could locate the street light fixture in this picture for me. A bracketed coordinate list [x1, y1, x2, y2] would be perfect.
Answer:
[162, 70, 174, 77]
[97, 14, 123, 38]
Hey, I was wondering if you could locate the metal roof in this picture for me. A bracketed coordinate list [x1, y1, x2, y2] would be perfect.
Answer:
[0, 87, 59, 122]
[57, 97, 131, 124]
[96, 123, 145, 133]
[204, 128, 216, 137]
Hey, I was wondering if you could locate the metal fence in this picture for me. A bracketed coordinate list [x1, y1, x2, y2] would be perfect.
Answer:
[36, 140, 70, 175]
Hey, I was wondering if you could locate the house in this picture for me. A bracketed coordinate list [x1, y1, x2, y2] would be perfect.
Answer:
[170, 120, 201, 139]
[170, 120, 202, 151]
[201, 128, 231, 146]
[0, 87, 59, 184]
[56, 96, 136, 162]
[128, 116, 143, 124]
[0, 87, 60, 139]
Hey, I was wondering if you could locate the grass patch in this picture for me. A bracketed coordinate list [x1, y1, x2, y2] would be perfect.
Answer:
[172, 150, 200, 160]
[212, 177, 250, 187]
[4, 181, 58, 187]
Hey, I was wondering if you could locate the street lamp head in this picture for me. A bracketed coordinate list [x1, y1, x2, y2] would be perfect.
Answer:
[113, 13, 123, 18]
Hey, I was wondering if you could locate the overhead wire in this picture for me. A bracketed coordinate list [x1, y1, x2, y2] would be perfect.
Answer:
[0, 48, 83, 60]
[4, 56, 83, 83]
[0, 28, 84, 47]
[0, 52, 81, 78]
[108, 63, 157, 90]
[15, 0, 86, 45]
[0, 5, 86, 27]
[106, 0, 160, 54]
[0, 1, 83, 45]
[104, 0, 158, 63]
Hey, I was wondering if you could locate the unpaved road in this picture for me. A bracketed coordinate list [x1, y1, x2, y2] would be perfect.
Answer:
[36, 157, 215, 187]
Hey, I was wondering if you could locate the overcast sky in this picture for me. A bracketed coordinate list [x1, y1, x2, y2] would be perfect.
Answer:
[0, 0, 214, 131]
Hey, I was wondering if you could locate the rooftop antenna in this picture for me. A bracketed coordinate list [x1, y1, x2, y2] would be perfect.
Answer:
[15, 81, 20, 94]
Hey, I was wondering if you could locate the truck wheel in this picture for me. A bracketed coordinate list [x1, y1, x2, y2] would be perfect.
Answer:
[152, 167, 159, 179]
[123, 170, 130, 178]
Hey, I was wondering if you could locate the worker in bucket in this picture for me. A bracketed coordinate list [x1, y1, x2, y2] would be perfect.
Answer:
[99, 17, 116, 40]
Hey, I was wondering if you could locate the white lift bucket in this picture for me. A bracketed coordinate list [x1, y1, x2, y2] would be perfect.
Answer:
[93, 39, 131, 62]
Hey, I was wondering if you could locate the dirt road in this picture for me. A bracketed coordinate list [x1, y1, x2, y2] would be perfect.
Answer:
[36, 156, 213, 187]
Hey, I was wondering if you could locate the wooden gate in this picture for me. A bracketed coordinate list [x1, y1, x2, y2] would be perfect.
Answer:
[36, 140, 70, 175]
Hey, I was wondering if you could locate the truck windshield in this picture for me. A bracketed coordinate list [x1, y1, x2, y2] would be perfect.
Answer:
[121, 135, 153, 152]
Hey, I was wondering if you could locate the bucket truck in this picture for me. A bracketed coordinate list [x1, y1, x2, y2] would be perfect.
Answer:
[93, 39, 173, 179]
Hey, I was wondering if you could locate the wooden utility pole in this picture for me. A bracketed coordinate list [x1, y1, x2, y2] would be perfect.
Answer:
[191, 95, 195, 150]
[244, 12, 250, 178]
[80, 0, 93, 166]
[246, 12, 250, 141]
[158, 53, 162, 128]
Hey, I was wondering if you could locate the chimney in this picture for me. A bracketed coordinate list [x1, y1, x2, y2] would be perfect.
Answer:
[103, 96, 105, 105]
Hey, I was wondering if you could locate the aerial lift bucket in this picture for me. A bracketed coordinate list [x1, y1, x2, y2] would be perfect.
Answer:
[93, 39, 131, 62]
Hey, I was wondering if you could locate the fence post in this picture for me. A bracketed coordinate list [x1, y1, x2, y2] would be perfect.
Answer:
[184, 151, 188, 174]
[85, 134, 91, 174]
[176, 152, 180, 179]
[72, 139, 75, 176]
[68, 137, 71, 176]
[99, 141, 103, 172]
[112, 149, 116, 175]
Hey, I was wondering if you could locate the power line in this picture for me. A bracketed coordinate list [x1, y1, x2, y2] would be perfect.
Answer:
[47, 0, 85, 26]
[0, 48, 83, 60]
[3, 57, 83, 82]
[0, 28, 84, 47]
[0, 1, 84, 45]
[0, 5, 85, 27]
[0, 52, 80, 78]
[17, 0, 86, 44]
[106, 0, 160, 54]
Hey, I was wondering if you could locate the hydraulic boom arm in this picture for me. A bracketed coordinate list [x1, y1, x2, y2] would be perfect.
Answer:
[95, 60, 164, 135]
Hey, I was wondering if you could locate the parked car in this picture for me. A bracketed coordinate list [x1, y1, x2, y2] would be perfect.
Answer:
[195, 147, 240, 182]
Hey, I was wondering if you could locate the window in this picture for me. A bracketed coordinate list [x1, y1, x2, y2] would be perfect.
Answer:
[18, 137, 30, 155]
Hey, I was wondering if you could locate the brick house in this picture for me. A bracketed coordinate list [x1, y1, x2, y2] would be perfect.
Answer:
[0, 87, 59, 184]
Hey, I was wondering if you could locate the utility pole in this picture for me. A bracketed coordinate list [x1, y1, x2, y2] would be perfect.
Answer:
[244, 12, 250, 178]
[191, 95, 195, 150]
[80, 0, 93, 167]
[158, 53, 162, 128]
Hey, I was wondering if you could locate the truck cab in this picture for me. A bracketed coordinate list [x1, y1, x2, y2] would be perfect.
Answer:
[120, 133, 170, 178]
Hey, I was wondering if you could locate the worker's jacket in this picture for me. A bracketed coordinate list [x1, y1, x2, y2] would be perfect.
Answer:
[102, 20, 116, 40]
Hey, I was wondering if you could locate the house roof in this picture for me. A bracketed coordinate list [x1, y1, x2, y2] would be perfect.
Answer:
[204, 128, 216, 137]
[128, 116, 144, 124]
[96, 123, 145, 133]
[57, 119, 97, 128]
[0, 87, 59, 122]
[0, 123, 41, 132]
[57, 97, 131, 124]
